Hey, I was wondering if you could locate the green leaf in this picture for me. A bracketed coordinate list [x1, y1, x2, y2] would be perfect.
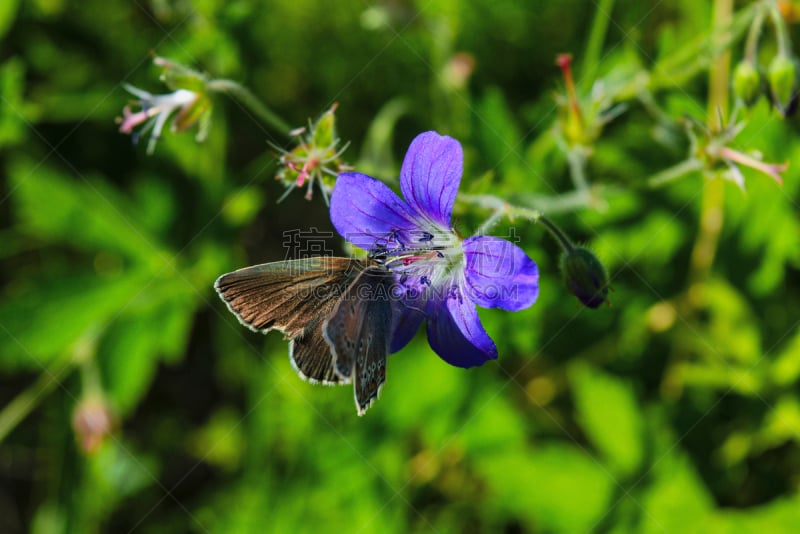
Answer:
[703, 278, 761, 365]
[460, 389, 528, 456]
[357, 97, 411, 179]
[30, 501, 66, 534]
[475, 87, 527, 186]
[0, 58, 27, 148]
[571, 363, 644, 476]
[99, 286, 197, 415]
[9, 159, 167, 263]
[86, 438, 158, 503]
[476, 444, 615, 533]
[753, 395, 800, 453]
[640, 414, 714, 533]
[715, 492, 800, 532]
[0, 0, 19, 39]
[0, 271, 150, 371]
[591, 210, 685, 273]
[98, 313, 162, 416]
[771, 326, 800, 388]
[186, 407, 245, 471]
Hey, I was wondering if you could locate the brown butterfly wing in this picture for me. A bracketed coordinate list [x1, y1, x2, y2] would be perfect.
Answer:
[215, 257, 365, 384]
[289, 316, 348, 385]
[323, 266, 394, 415]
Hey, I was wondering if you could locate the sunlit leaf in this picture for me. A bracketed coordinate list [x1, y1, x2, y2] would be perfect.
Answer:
[0, 271, 151, 370]
[476, 444, 614, 533]
[571, 363, 644, 476]
[9, 159, 167, 263]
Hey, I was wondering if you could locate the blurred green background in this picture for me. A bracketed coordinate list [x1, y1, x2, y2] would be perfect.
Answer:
[2, 0, 800, 532]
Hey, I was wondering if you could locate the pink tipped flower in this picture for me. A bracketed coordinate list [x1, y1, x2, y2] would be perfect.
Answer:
[686, 114, 788, 189]
[117, 84, 211, 155]
[553, 52, 626, 149]
[274, 104, 351, 204]
[717, 146, 787, 186]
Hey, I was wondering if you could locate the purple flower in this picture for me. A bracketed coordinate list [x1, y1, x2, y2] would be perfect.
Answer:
[330, 131, 539, 368]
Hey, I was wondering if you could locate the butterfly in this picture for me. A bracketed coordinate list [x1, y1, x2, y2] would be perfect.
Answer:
[214, 256, 394, 415]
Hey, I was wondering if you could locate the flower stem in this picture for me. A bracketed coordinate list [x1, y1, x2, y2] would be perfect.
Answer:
[566, 147, 590, 192]
[767, 1, 793, 57]
[537, 215, 575, 252]
[521, 188, 596, 214]
[207, 79, 292, 133]
[688, 0, 733, 294]
[459, 193, 574, 251]
[647, 158, 704, 187]
[744, 6, 767, 63]
[708, 0, 733, 131]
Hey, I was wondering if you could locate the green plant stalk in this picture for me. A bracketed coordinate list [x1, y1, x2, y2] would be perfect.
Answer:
[708, 0, 733, 131]
[566, 147, 590, 192]
[767, 1, 792, 57]
[580, 0, 615, 92]
[744, 6, 767, 63]
[689, 0, 732, 293]
[647, 158, 704, 187]
[521, 188, 595, 214]
[80, 353, 103, 397]
[0, 356, 76, 443]
[207, 79, 291, 133]
[460, 194, 574, 252]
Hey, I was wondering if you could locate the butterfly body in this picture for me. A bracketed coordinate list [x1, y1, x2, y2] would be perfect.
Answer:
[323, 265, 393, 415]
[215, 256, 394, 414]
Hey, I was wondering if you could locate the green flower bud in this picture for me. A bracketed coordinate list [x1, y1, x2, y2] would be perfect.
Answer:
[155, 56, 208, 93]
[733, 61, 762, 107]
[768, 55, 798, 115]
[560, 246, 609, 309]
[275, 104, 349, 203]
[312, 103, 337, 148]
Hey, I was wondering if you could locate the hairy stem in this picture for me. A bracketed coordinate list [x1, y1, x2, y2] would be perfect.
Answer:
[648, 158, 704, 187]
[459, 194, 574, 251]
[767, 1, 793, 57]
[566, 147, 590, 192]
[744, 6, 767, 63]
[709, 0, 733, 131]
[688, 0, 733, 295]
[207, 79, 291, 133]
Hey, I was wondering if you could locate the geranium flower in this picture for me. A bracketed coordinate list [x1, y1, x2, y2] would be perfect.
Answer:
[117, 84, 210, 155]
[330, 131, 539, 368]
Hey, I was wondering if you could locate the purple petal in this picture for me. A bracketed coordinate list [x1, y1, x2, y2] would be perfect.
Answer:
[463, 236, 539, 311]
[400, 131, 462, 228]
[389, 301, 425, 353]
[330, 173, 418, 251]
[426, 285, 497, 368]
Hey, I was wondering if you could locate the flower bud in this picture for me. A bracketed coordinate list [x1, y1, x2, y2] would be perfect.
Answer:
[768, 55, 798, 116]
[733, 61, 762, 107]
[72, 395, 115, 454]
[154, 56, 208, 93]
[560, 246, 608, 309]
[275, 104, 351, 203]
